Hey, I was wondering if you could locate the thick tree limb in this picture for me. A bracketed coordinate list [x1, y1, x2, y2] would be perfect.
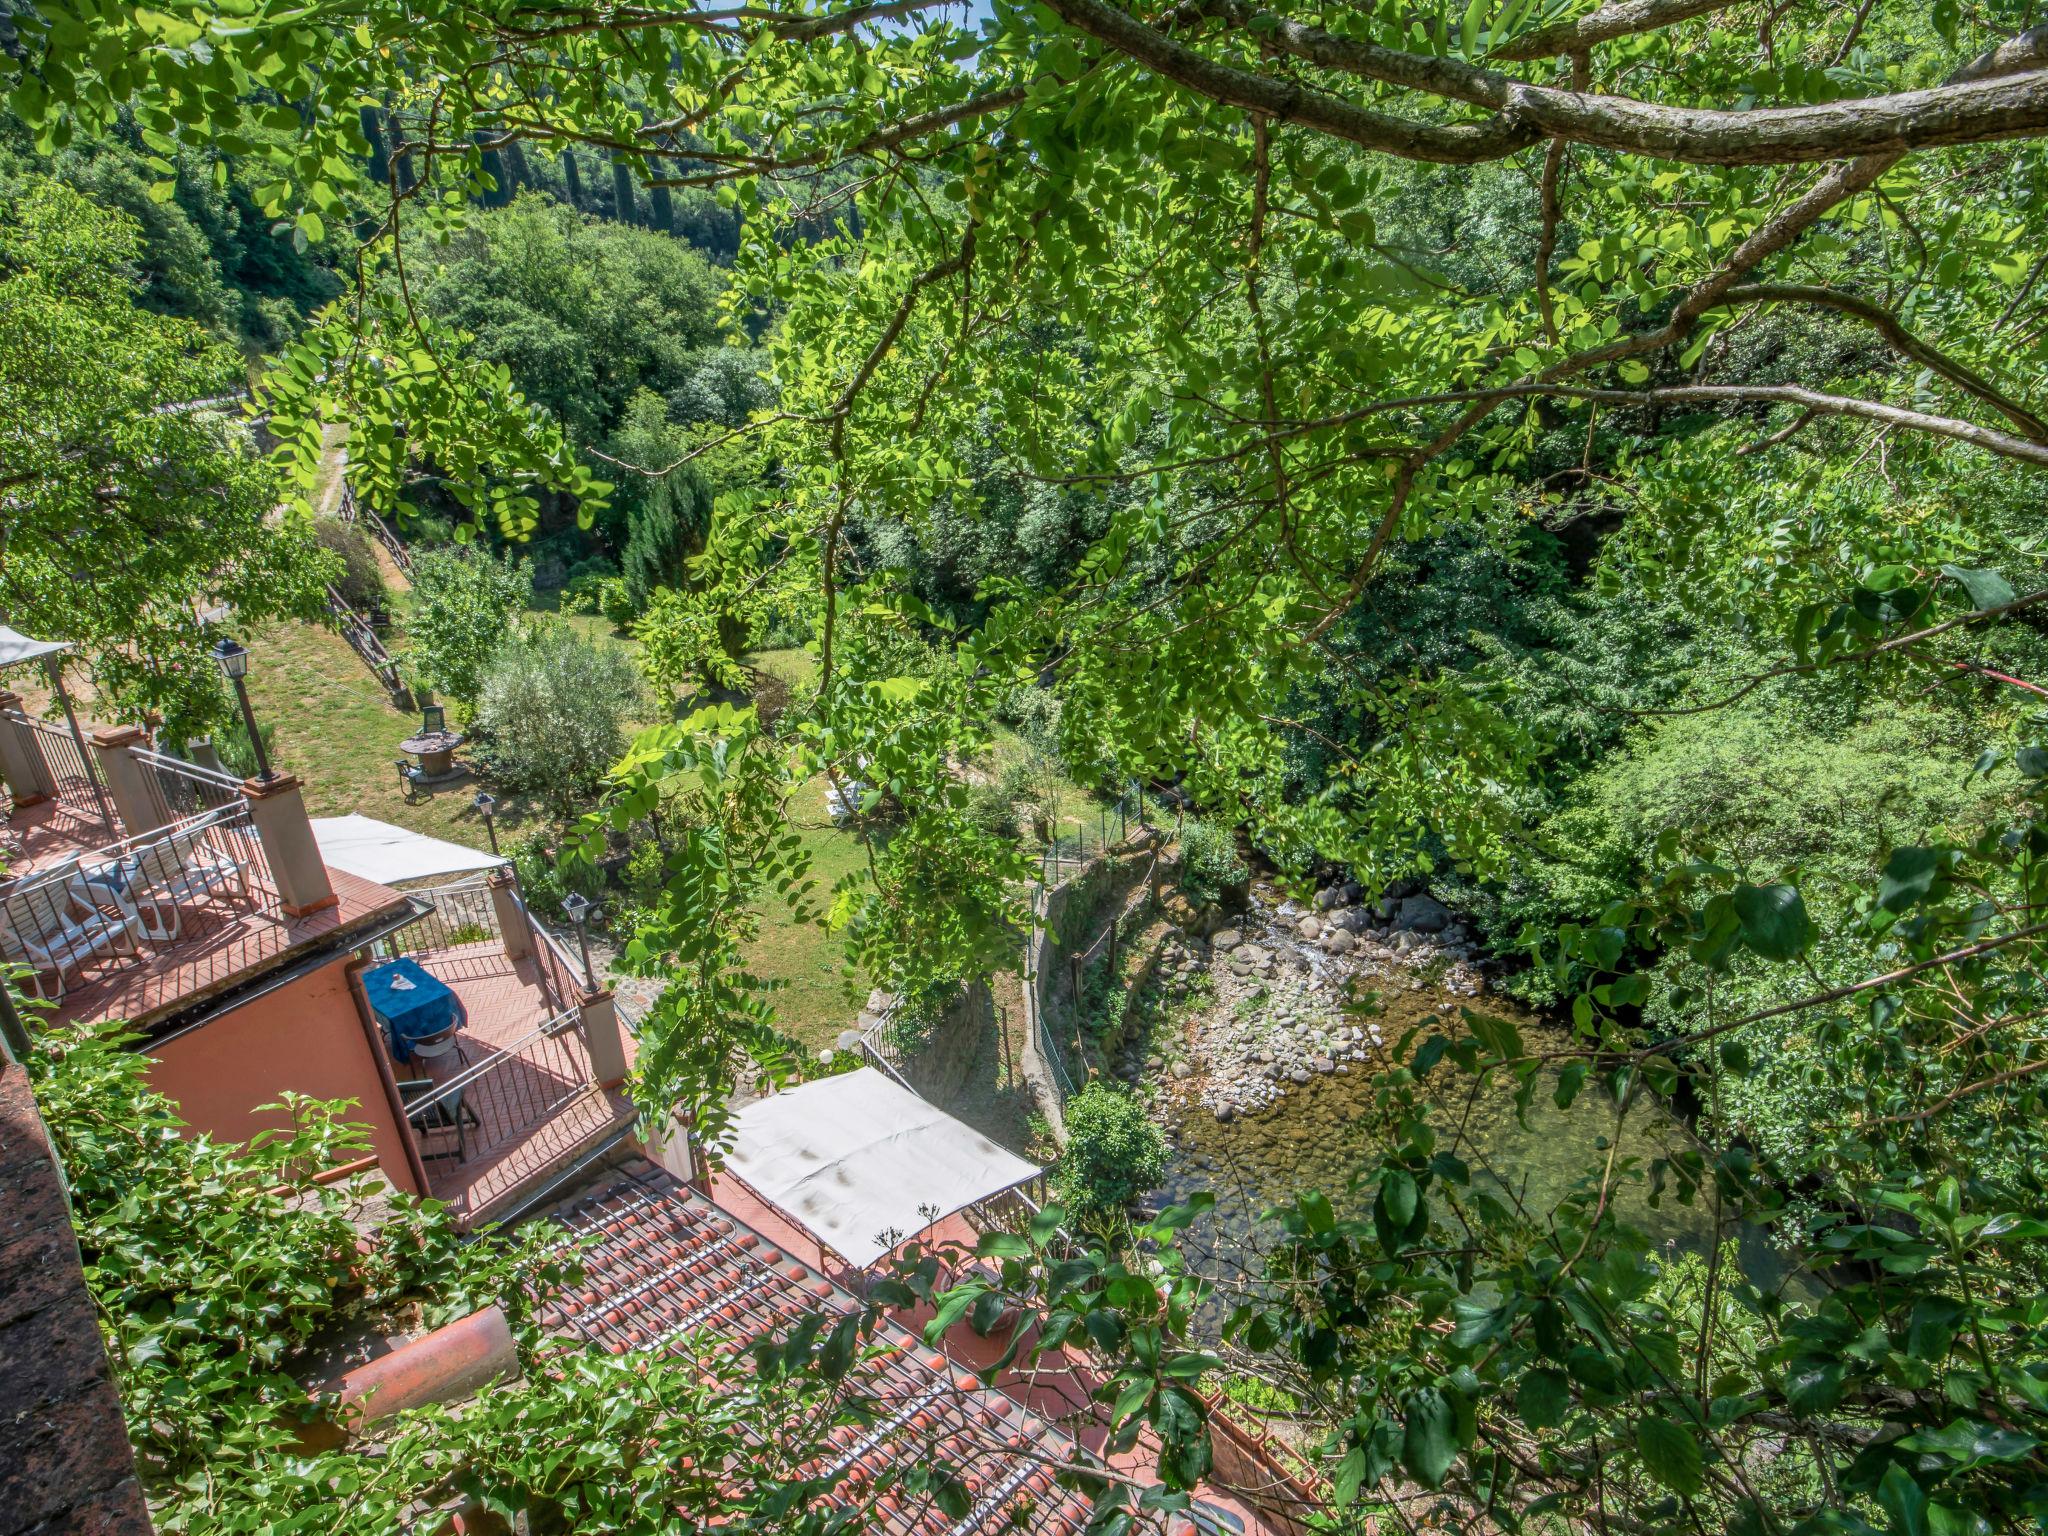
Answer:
[1541, 382, 2048, 466]
[1053, 0, 2048, 165]
[1490, 0, 1738, 62]
[1715, 283, 2048, 442]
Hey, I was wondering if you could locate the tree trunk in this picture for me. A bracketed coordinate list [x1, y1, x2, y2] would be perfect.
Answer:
[560, 149, 584, 209]
[359, 105, 389, 188]
[502, 139, 532, 196]
[611, 160, 637, 225]
[476, 132, 511, 208]
[648, 163, 673, 232]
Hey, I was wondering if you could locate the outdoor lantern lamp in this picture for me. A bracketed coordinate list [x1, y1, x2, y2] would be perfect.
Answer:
[421, 703, 446, 735]
[211, 637, 274, 780]
[562, 890, 598, 990]
[474, 789, 499, 855]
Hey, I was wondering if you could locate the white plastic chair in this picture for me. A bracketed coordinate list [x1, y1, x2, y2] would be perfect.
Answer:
[0, 873, 140, 1002]
[120, 820, 251, 940]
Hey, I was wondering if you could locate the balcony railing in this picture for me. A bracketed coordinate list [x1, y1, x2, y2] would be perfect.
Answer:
[132, 746, 244, 827]
[4, 708, 112, 833]
[0, 803, 277, 1004]
[397, 1004, 601, 1176]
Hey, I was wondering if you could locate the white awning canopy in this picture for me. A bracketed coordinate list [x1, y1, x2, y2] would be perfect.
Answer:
[0, 626, 71, 670]
[724, 1068, 1042, 1268]
[310, 814, 504, 886]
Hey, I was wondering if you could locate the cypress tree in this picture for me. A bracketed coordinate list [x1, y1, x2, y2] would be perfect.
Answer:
[648, 159, 673, 232]
[358, 105, 389, 187]
[611, 159, 637, 225]
[476, 132, 511, 208]
[502, 140, 532, 195]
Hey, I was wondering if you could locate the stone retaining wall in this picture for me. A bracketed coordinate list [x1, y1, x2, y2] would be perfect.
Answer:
[1020, 835, 1175, 1142]
[893, 980, 993, 1104]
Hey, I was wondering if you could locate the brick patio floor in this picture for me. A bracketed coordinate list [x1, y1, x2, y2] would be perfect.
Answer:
[390, 940, 635, 1225]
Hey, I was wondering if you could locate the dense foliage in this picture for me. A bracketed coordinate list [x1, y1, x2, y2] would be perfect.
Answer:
[0, 178, 329, 740]
[403, 546, 531, 711]
[1056, 1083, 1170, 1222]
[472, 621, 645, 818]
[17, 0, 2048, 1529]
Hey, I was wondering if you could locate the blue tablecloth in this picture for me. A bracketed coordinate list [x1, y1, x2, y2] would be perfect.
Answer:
[363, 957, 458, 1062]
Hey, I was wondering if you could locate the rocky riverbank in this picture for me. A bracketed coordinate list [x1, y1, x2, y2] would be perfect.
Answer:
[1146, 877, 1490, 1121]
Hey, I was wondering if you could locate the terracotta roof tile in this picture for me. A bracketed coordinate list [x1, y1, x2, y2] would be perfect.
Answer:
[539, 1164, 1100, 1536]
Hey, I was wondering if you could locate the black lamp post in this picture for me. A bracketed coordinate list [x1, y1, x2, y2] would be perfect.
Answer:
[473, 789, 499, 855]
[211, 638, 274, 781]
[561, 890, 597, 990]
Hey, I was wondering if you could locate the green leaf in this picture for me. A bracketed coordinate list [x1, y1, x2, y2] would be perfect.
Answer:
[1517, 1368, 1570, 1431]
[1332, 1444, 1367, 1506]
[1879, 847, 1942, 913]
[1377, 1170, 1418, 1234]
[1940, 564, 2015, 612]
[1899, 1419, 2041, 1466]
[1783, 1357, 1844, 1415]
[1636, 1415, 1703, 1496]
[1401, 1386, 1460, 1488]
[1878, 1463, 1929, 1536]
[1732, 883, 1810, 960]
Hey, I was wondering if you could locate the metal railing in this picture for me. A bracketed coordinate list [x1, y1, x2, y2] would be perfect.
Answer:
[327, 584, 404, 697]
[6, 710, 112, 833]
[133, 746, 243, 827]
[1035, 782, 1143, 886]
[524, 899, 591, 1009]
[400, 1005, 597, 1170]
[1035, 1003, 1078, 1104]
[0, 803, 278, 1001]
[964, 1179, 1046, 1239]
[338, 485, 412, 573]
[393, 872, 501, 954]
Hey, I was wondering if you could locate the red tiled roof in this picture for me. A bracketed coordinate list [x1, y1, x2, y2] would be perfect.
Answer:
[536, 1164, 1102, 1536]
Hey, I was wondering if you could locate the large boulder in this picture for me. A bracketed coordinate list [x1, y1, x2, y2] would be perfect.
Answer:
[1396, 894, 1452, 934]
[1330, 906, 1370, 934]
[1318, 927, 1356, 956]
[1296, 914, 1323, 941]
[1212, 927, 1244, 952]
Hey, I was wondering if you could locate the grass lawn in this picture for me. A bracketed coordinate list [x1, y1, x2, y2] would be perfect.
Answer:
[745, 768, 874, 1050]
[237, 606, 1097, 1056]
[241, 619, 522, 851]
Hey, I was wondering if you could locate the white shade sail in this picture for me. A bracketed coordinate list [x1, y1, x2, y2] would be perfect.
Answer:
[310, 814, 504, 886]
[0, 626, 72, 670]
[724, 1067, 1042, 1268]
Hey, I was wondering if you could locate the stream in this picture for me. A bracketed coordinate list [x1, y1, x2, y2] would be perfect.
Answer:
[1141, 891, 1783, 1316]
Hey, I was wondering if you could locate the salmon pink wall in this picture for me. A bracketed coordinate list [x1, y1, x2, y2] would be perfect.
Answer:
[148, 957, 421, 1196]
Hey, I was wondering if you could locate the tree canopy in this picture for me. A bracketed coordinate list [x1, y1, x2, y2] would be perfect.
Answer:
[16, 0, 2048, 1531]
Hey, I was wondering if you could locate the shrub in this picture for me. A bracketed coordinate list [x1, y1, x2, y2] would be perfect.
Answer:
[407, 546, 532, 709]
[314, 519, 387, 615]
[1054, 1084, 1167, 1221]
[1178, 817, 1247, 907]
[598, 575, 637, 631]
[965, 779, 1021, 840]
[472, 621, 643, 819]
[559, 562, 618, 616]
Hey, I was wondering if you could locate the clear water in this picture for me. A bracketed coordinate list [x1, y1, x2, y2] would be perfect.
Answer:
[1147, 983, 1777, 1317]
